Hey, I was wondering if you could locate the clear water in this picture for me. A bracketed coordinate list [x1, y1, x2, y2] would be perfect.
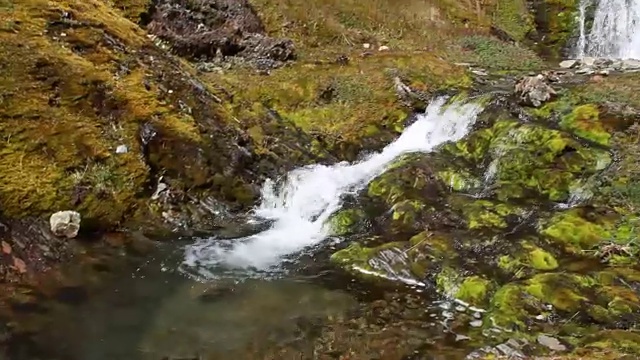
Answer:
[181, 97, 483, 279]
[4, 98, 487, 360]
[576, 0, 640, 59]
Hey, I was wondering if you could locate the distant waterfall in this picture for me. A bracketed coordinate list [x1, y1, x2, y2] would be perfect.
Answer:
[576, 0, 640, 59]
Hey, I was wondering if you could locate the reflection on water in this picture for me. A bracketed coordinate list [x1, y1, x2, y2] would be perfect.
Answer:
[27, 245, 357, 360]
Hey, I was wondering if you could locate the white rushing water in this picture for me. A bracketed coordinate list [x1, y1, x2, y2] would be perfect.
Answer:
[181, 97, 483, 278]
[576, 0, 640, 59]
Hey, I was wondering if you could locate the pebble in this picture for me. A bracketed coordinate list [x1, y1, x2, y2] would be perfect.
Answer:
[470, 320, 483, 327]
[559, 59, 577, 68]
[378, 45, 390, 51]
[116, 144, 128, 154]
[363, 43, 371, 49]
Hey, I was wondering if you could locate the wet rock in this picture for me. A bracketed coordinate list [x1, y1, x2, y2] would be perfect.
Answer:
[49, 211, 81, 238]
[146, 0, 295, 67]
[576, 67, 594, 75]
[514, 75, 556, 107]
[582, 57, 596, 67]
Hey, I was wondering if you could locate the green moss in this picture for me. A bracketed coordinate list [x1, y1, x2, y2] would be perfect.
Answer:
[456, 199, 525, 230]
[330, 241, 411, 280]
[488, 283, 539, 329]
[437, 169, 482, 192]
[456, 276, 493, 306]
[391, 199, 425, 224]
[532, 0, 580, 58]
[581, 330, 640, 354]
[524, 273, 589, 312]
[560, 104, 611, 146]
[486, 120, 612, 201]
[490, 0, 535, 42]
[538, 208, 638, 256]
[327, 208, 366, 236]
[528, 247, 559, 271]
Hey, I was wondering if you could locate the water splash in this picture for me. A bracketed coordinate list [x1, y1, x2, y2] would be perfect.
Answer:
[181, 97, 483, 279]
[576, 0, 640, 59]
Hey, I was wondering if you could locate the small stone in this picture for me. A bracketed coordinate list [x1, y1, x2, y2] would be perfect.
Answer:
[535, 314, 546, 321]
[455, 305, 466, 312]
[456, 334, 471, 341]
[49, 211, 81, 238]
[471, 69, 488, 76]
[559, 59, 577, 68]
[470, 320, 483, 327]
[363, 43, 371, 49]
[473, 312, 482, 319]
[597, 69, 611, 75]
[115, 144, 128, 154]
[537, 334, 567, 352]
[378, 45, 390, 51]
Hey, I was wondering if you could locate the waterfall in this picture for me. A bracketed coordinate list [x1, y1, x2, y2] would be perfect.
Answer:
[576, 0, 640, 59]
[181, 97, 483, 279]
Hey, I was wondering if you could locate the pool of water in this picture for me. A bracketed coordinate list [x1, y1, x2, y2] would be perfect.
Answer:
[6, 240, 363, 360]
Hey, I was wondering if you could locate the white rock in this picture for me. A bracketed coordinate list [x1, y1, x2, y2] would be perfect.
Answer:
[116, 144, 128, 154]
[470, 320, 483, 327]
[378, 45, 390, 51]
[537, 334, 567, 352]
[622, 59, 640, 70]
[363, 43, 371, 49]
[582, 56, 596, 66]
[50, 211, 81, 238]
[576, 67, 594, 75]
[559, 59, 577, 69]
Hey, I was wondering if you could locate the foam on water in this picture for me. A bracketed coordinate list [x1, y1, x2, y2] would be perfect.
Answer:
[181, 97, 483, 278]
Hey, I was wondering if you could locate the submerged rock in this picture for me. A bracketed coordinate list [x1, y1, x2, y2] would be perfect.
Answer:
[49, 211, 81, 239]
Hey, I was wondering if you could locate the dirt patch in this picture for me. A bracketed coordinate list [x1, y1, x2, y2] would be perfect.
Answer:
[145, 0, 296, 67]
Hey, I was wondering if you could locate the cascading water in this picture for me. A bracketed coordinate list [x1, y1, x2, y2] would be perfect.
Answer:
[576, 0, 640, 59]
[181, 97, 483, 279]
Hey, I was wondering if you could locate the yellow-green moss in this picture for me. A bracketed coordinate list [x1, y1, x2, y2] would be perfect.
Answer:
[456, 276, 493, 306]
[328, 208, 366, 236]
[560, 104, 611, 146]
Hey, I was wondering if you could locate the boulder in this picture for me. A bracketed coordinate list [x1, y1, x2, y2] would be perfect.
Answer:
[559, 59, 578, 69]
[49, 211, 81, 238]
[514, 75, 556, 107]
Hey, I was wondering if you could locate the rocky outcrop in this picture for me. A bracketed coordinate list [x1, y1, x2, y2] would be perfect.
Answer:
[145, 0, 295, 68]
[514, 74, 556, 107]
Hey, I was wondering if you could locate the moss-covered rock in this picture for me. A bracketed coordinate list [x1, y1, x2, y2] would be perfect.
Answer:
[327, 208, 367, 236]
[488, 120, 611, 201]
[453, 198, 527, 230]
[540, 207, 640, 264]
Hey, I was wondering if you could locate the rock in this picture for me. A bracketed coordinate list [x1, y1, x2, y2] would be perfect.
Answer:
[514, 75, 556, 107]
[363, 43, 371, 49]
[471, 69, 488, 76]
[146, 0, 295, 66]
[537, 334, 567, 352]
[594, 58, 613, 67]
[49, 211, 81, 238]
[559, 59, 577, 68]
[378, 45, 390, 51]
[576, 67, 594, 75]
[621, 59, 640, 70]
[115, 144, 128, 154]
[582, 57, 596, 66]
